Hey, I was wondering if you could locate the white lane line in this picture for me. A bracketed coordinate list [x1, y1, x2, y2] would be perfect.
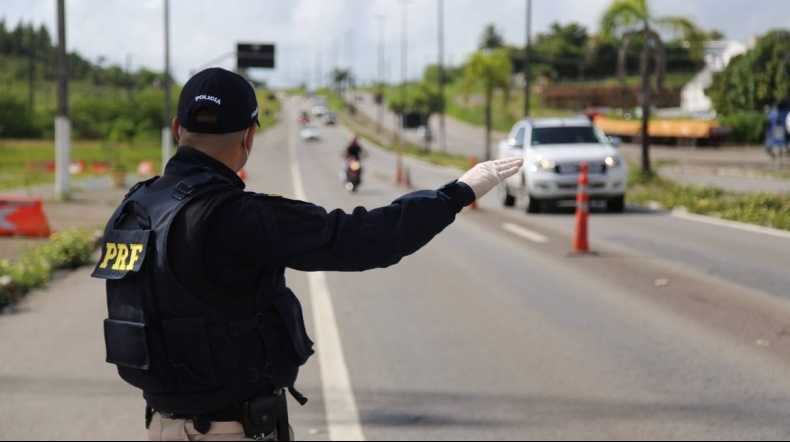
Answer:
[289, 114, 366, 442]
[502, 222, 549, 244]
[671, 209, 790, 241]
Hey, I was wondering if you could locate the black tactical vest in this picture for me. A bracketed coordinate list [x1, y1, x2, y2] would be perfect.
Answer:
[92, 172, 313, 415]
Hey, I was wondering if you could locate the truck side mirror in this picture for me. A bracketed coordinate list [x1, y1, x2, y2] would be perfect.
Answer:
[609, 136, 622, 148]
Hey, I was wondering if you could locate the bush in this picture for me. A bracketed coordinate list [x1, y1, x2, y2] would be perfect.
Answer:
[0, 93, 42, 138]
[708, 30, 790, 115]
[719, 111, 766, 144]
[0, 229, 98, 309]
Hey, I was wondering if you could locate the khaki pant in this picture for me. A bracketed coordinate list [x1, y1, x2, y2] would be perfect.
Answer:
[147, 413, 293, 441]
[148, 413, 251, 441]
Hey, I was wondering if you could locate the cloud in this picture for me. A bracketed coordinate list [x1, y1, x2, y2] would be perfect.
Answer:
[1, 0, 789, 87]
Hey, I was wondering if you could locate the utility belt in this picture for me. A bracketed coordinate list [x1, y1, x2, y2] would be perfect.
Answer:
[147, 388, 302, 441]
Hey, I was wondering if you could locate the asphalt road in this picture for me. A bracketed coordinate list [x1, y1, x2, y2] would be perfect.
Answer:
[279, 97, 790, 440]
[2, 97, 790, 440]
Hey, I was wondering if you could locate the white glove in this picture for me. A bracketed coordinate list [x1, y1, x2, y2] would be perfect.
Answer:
[459, 157, 524, 199]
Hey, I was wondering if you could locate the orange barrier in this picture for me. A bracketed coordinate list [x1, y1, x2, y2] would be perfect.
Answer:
[0, 198, 51, 238]
[91, 162, 110, 174]
[573, 163, 590, 254]
[137, 161, 156, 177]
[593, 115, 719, 139]
[69, 160, 86, 175]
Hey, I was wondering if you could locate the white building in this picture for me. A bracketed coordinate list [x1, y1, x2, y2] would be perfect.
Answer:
[681, 40, 749, 114]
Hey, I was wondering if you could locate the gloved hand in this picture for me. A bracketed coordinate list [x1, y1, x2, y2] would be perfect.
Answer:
[459, 157, 524, 199]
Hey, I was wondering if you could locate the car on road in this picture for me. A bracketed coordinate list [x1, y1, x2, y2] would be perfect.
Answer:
[325, 112, 337, 126]
[312, 104, 328, 118]
[300, 125, 321, 142]
[497, 117, 628, 213]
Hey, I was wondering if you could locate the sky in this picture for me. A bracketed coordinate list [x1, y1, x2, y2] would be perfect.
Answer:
[2, 0, 789, 88]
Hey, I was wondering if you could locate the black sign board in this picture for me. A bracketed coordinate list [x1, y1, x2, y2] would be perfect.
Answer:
[402, 112, 426, 129]
[237, 43, 275, 69]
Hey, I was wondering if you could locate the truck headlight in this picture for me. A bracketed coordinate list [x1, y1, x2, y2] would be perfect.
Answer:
[537, 159, 556, 171]
[604, 156, 622, 168]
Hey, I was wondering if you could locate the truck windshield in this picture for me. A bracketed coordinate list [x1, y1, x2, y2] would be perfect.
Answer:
[531, 126, 606, 146]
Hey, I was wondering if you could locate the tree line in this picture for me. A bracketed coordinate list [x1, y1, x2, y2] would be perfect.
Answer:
[0, 19, 172, 140]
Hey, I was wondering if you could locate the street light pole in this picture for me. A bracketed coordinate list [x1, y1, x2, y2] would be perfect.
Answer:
[524, 0, 532, 117]
[162, 0, 173, 172]
[376, 14, 386, 134]
[55, 0, 70, 201]
[396, 0, 411, 186]
[437, 0, 447, 152]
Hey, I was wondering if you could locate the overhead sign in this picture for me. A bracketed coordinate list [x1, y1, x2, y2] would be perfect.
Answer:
[237, 43, 276, 69]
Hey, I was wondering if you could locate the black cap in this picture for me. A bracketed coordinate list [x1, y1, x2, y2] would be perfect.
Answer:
[177, 68, 260, 134]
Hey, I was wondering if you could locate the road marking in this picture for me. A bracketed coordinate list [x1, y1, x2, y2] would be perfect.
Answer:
[502, 222, 549, 244]
[671, 209, 790, 241]
[289, 113, 366, 442]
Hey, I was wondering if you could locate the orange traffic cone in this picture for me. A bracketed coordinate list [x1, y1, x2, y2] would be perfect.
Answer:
[395, 156, 405, 187]
[0, 198, 51, 238]
[573, 162, 590, 254]
[237, 169, 248, 182]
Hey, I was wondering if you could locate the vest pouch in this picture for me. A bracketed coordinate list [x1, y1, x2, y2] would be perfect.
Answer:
[270, 290, 314, 366]
[104, 319, 150, 369]
[162, 318, 219, 393]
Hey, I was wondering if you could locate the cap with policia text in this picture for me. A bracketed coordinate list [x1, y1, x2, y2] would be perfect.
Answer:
[177, 68, 260, 134]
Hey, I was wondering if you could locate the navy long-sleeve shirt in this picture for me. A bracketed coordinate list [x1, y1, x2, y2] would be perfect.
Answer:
[166, 147, 475, 295]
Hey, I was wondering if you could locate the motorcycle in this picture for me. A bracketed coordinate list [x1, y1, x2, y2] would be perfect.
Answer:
[344, 158, 363, 193]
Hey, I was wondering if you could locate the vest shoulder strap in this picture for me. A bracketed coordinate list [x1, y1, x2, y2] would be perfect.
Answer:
[124, 176, 160, 201]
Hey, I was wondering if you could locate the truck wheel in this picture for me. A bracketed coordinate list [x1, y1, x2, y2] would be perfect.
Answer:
[607, 195, 626, 213]
[503, 189, 516, 207]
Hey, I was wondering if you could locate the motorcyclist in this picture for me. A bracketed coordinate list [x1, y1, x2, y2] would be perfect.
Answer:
[344, 136, 364, 161]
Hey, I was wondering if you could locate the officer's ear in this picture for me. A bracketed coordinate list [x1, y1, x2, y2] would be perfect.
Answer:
[244, 124, 257, 151]
[171, 118, 181, 145]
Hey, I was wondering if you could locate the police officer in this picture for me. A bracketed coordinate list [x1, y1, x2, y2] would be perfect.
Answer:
[93, 68, 523, 441]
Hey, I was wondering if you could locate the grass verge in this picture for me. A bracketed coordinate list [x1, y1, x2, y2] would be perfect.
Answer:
[628, 167, 790, 231]
[0, 229, 99, 310]
[0, 139, 161, 191]
[0, 94, 280, 192]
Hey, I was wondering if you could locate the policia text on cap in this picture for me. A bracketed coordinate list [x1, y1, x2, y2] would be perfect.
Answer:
[92, 68, 523, 441]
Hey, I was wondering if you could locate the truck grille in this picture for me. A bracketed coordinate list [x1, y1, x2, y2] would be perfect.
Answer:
[555, 162, 607, 175]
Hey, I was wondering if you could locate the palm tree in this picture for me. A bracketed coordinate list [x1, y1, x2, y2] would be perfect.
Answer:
[601, 0, 705, 175]
[480, 24, 506, 51]
[462, 49, 512, 160]
[331, 68, 351, 96]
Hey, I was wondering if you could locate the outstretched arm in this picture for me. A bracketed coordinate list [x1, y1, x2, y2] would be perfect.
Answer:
[264, 158, 523, 272]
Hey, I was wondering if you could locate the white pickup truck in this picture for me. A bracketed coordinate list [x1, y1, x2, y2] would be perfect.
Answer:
[497, 117, 628, 213]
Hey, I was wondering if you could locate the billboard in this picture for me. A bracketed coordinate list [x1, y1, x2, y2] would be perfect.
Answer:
[237, 43, 275, 69]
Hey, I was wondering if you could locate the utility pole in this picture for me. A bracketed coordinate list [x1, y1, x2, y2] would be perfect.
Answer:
[396, 0, 411, 185]
[524, 0, 532, 117]
[376, 14, 386, 134]
[640, 20, 652, 175]
[162, 0, 173, 172]
[437, 0, 446, 152]
[55, 0, 70, 201]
